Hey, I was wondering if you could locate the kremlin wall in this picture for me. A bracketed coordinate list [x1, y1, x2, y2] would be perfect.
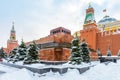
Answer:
[3, 4, 120, 61]
[80, 4, 120, 59]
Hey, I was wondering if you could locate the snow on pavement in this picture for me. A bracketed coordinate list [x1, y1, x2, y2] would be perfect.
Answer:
[39, 61, 120, 80]
[0, 64, 19, 73]
[39, 69, 88, 80]
[0, 68, 36, 80]
[1, 61, 120, 80]
[82, 61, 120, 80]
[4, 60, 99, 69]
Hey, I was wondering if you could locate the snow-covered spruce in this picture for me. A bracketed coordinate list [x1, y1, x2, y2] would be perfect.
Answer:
[0, 47, 7, 59]
[8, 48, 18, 62]
[7, 40, 40, 64]
[23, 41, 39, 64]
[80, 39, 90, 63]
[69, 36, 83, 65]
[8, 40, 27, 63]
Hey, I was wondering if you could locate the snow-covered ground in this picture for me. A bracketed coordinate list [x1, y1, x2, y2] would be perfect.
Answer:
[2, 59, 99, 69]
[0, 68, 38, 80]
[1, 61, 120, 80]
[34, 61, 120, 80]
[0, 64, 19, 73]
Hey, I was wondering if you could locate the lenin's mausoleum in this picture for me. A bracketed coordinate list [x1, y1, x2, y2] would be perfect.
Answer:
[4, 4, 120, 61]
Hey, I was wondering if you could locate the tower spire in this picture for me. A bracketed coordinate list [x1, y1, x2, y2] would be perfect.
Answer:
[10, 22, 16, 41]
[83, 3, 97, 29]
[7, 22, 18, 54]
[11, 22, 15, 32]
[88, 2, 92, 8]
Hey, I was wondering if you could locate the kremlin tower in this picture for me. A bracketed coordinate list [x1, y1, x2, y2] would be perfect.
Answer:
[80, 4, 99, 59]
[80, 4, 99, 50]
[4, 22, 18, 54]
[80, 4, 120, 60]
[83, 4, 97, 29]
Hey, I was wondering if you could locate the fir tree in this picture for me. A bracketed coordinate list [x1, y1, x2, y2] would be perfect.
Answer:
[12, 40, 27, 63]
[24, 41, 39, 64]
[80, 39, 90, 63]
[0, 47, 7, 59]
[17, 40, 27, 60]
[8, 48, 16, 62]
[8, 40, 27, 63]
[69, 36, 83, 65]
[9, 48, 18, 60]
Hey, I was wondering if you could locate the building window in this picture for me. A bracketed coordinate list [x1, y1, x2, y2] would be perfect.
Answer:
[52, 30, 61, 34]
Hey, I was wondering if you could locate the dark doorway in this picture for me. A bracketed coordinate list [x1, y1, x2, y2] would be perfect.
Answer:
[55, 48, 62, 61]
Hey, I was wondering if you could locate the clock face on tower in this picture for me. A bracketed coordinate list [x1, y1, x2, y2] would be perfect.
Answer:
[10, 36, 16, 40]
[12, 36, 15, 39]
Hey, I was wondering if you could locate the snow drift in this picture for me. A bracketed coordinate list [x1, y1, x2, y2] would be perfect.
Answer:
[1, 61, 120, 80]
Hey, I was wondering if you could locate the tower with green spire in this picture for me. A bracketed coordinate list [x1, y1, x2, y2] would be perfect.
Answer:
[83, 3, 97, 29]
[80, 4, 99, 60]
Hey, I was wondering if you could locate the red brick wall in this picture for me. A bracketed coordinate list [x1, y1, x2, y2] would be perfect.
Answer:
[54, 33, 73, 43]
[26, 33, 73, 45]
[6, 41, 18, 53]
[62, 48, 71, 61]
[39, 48, 55, 61]
[80, 27, 99, 50]
[39, 48, 71, 61]
[38, 35, 54, 44]
[97, 33, 120, 56]
[90, 52, 98, 60]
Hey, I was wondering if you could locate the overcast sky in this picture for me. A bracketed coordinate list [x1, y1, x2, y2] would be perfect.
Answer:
[0, 0, 120, 47]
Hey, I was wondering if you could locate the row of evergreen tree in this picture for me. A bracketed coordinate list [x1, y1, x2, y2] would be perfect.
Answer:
[69, 36, 90, 65]
[1, 36, 120, 65]
[0, 40, 39, 64]
[0, 37, 90, 65]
